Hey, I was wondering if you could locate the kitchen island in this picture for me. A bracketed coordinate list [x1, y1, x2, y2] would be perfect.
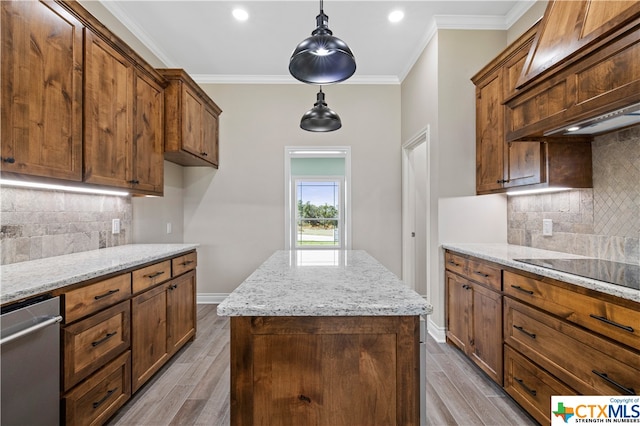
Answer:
[217, 250, 432, 426]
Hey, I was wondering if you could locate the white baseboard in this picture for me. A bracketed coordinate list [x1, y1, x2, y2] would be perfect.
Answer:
[427, 317, 446, 343]
[197, 293, 229, 304]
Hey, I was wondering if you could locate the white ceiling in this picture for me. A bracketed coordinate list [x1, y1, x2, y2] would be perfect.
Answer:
[97, 1, 537, 84]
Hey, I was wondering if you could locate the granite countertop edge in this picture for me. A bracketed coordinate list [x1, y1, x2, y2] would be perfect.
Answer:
[1, 243, 199, 305]
[217, 250, 433, 317]
[441, 243, 639, 303]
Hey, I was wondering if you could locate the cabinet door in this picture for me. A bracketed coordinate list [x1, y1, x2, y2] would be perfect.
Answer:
[167, 270, 196, 355]
[476, 72, 505, 194]
[504, 141, 544, 188]
[201, 105, 219, 167]
[131, 284, 168, 392]
[132, 72, 164, 195]
[1, 0, 83, 180]
[83, 29, 133, 189]
[446, 272, 471, 352]
[182, 86, 203, 158]
[469, 283, 503, 384]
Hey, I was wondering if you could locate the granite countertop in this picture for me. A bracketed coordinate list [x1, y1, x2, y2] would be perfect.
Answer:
[0, 244, 199, 305]
[217, 250, 432, 317]
[441, 243, 639, 303]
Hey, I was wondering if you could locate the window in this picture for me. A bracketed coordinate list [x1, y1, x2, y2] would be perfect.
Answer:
[296, 179, 341, 248]
[284, 147, 351, 250]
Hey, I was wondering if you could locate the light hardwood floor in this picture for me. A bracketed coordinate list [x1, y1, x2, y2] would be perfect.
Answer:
[107, 305, 537, 426]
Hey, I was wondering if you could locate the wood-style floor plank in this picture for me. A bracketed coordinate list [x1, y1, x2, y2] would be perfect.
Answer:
[107, 305, 536, 426]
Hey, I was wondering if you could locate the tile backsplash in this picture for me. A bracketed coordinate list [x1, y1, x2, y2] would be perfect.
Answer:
[1, 188, 131, 265]
[508, 126, 640, 264]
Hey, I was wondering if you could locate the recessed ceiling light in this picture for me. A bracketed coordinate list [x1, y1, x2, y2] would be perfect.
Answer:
[388, 10, 404, 23]
[232, 8, 249, 22]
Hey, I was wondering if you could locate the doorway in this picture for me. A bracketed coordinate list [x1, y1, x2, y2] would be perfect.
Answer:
[402, 127, 430, 296]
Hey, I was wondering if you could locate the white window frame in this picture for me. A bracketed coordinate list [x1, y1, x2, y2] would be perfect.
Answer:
[284, 146, 351, 250]
[294, 177, 343, 249]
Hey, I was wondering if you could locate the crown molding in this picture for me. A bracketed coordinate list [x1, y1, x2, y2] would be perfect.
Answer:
[191, 74, 400, 85]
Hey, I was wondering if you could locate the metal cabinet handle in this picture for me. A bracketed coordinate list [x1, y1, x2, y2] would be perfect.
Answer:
[128, 179, 140, 185]
[462, 284, 472, 290]
[168, 284, 178, 291]
[589, 314, 634, 333]
[200, 152, 208, 157]
[181, 260, 194, 266]
[513, 325, 536, 339]
[0, 315, 63, 346]
[92, 331, 117, 347]
[514, 377, 537, 397]
[447, 260, 460, 267]
[93, 387, 118, 409]
[511, 285, 534, 295]
[146, 271, 165, 279]
[94, 289, 120, 300]
[473, 271, 490, 278]
[1, 157, 15, 163]
[592, 370, 636, 395]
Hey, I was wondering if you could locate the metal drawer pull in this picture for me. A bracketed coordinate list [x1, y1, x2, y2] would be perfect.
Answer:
[473, 271, 490, 278]
[514, 377, 537, 397]
[448, 260, 460, 267]
[589, 314, 634, 333]
[592, 370, 636, 395]
[146, 271, 165, 279]
[92, 331, 117, 347]
[513, 325, 536, 339]
[181, 260, 194, 266]
[462, 284, 471, 290]
[511, 285, 534, 295]
[168, 284, 178, 291]
[94, 289, 120, 300]
[93, 387, 118, 409]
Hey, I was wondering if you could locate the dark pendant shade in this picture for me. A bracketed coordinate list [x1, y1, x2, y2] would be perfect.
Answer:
[289, 4, 356, 84]
[300, 88, 342, 132]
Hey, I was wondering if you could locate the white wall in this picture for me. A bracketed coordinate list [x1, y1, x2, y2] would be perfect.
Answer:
[184, 84, 402, 296]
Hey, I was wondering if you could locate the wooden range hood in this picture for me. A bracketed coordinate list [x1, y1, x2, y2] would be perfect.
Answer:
[504, 0, 640, 141]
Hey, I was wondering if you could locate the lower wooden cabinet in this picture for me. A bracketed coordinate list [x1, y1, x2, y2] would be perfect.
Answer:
[445, 252, 503, 384]
[132, 269, 196, 392]
[63, 351, 131, 426]
[445, 249, 640, 426]
[60, 251, 198, 424]
[230, 316, 420, 426]
[503, 345, 573, 425]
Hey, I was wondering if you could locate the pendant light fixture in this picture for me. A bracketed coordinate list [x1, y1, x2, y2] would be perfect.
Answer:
[289, 0, 356, 85]
[300, 87, 342, 132]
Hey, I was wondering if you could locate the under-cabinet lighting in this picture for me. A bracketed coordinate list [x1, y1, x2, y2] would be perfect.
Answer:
[566, 126, 581, 132]
[0, 179, 129, 196]
[506, 187, 571, 196]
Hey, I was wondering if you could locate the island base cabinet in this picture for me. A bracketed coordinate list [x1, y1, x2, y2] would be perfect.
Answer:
[230, 316, 420, 426]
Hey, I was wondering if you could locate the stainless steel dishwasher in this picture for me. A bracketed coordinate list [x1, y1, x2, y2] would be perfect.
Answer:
[1, 294, 62, 426]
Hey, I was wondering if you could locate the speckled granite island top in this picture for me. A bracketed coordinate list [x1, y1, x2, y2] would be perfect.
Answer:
[1, 244, 198, 305]
[442, 243, 639, 303]
[217, 250, 432, 317]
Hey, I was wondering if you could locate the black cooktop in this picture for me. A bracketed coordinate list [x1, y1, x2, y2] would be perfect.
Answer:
[514, 258, 639, 290]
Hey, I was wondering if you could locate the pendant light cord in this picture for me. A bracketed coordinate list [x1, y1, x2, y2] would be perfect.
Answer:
[319, 0, 323, 14]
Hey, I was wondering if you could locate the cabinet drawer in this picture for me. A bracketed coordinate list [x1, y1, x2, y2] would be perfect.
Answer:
[63, 350, 131, 426]
[467, 258, 501, 291]
[504, 297, 640, 396]
[63, 301, 131, 391]
[445, 251, 467, 276]
[504, 270, 640, 351]
[504, 345, 574, 426]
[132, 260, 171, 293]
[172, 251, 197, 277]
[64, 274, 131, 324]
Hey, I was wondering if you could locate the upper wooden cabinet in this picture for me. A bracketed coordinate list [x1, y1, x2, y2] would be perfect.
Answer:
[1, 0, 83, 181]
[159, 69, 222, 168]
[506, 0, 640, 140]
[1, 0, 166, 195]
[473, 22, 594, 195]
